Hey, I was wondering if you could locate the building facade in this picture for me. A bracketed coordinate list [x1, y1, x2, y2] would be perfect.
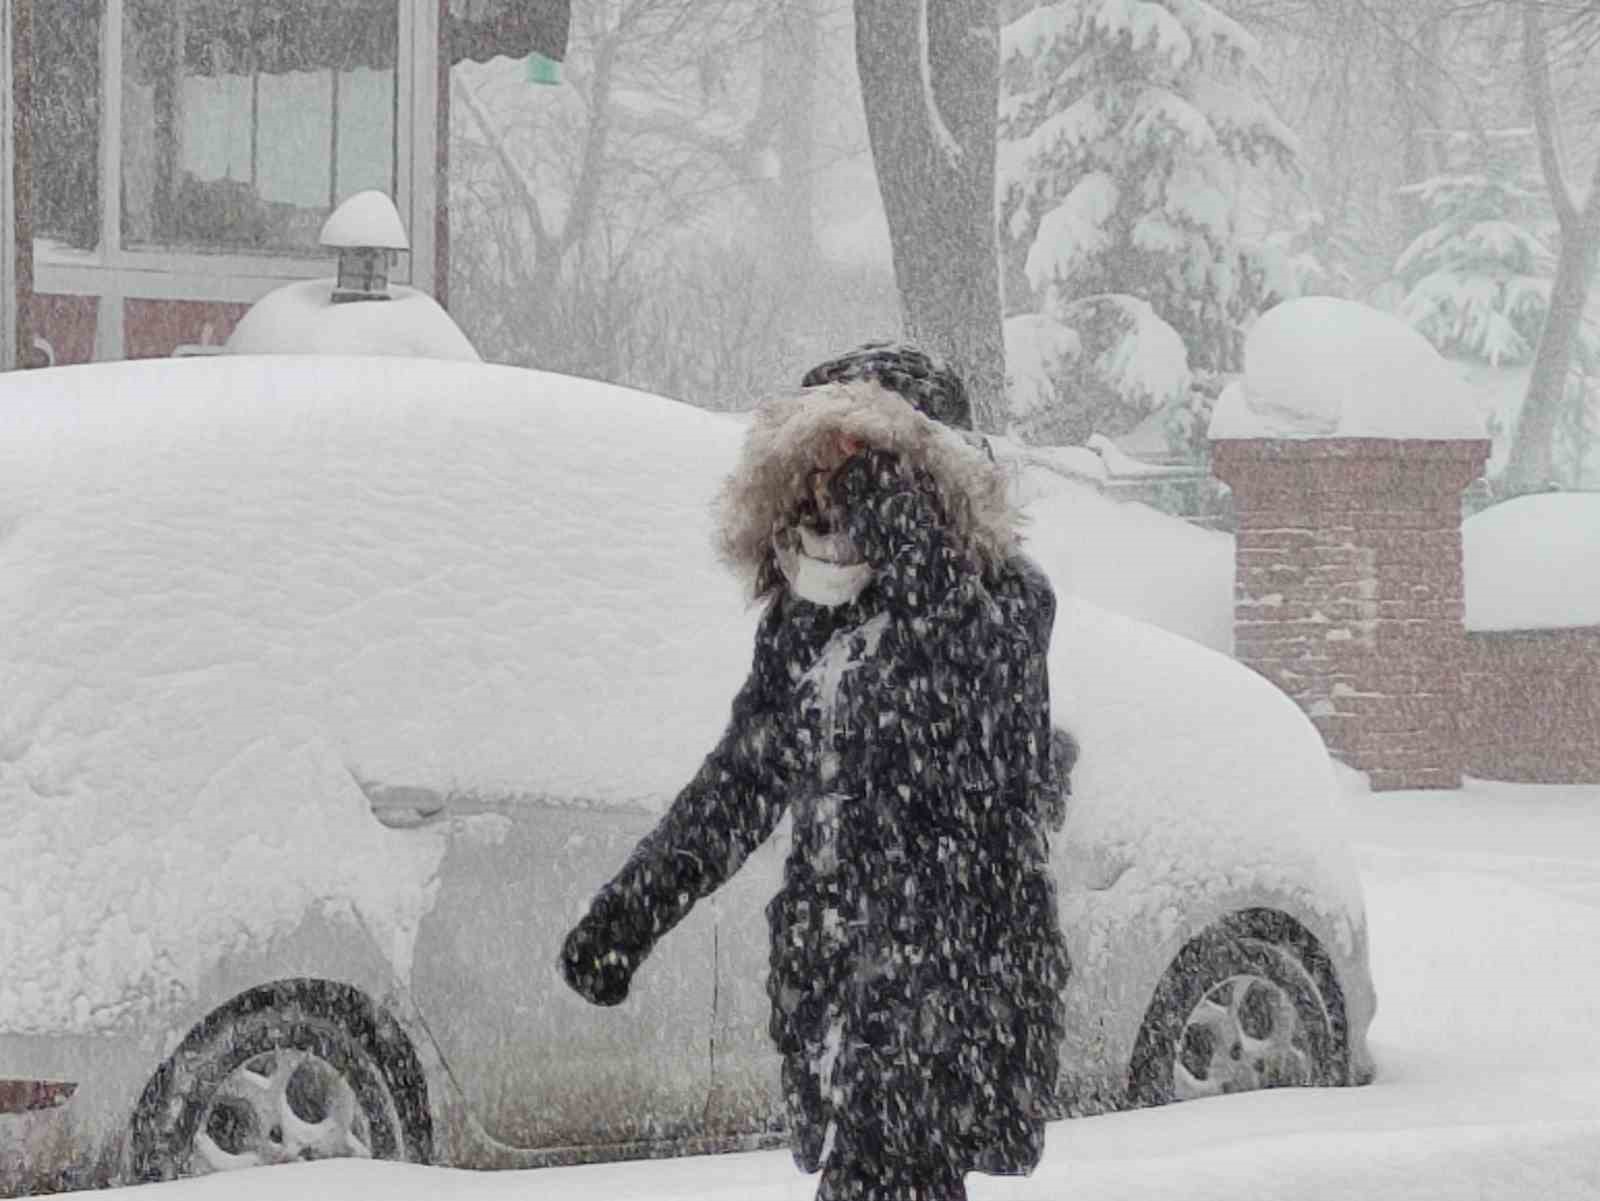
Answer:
[4, 0, 567, 368]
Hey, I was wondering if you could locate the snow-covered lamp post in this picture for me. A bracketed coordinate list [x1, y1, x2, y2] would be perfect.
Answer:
[225, 187, 479, 361]
[1209, 299, 1491, 791]
[320, 191, 410, 304]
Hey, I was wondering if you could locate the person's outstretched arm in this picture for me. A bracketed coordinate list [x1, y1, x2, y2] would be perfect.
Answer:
[559, 604, 802, 1006]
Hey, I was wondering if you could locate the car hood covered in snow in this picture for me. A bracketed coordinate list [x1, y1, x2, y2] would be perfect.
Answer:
[0, 356, 1364, 1038]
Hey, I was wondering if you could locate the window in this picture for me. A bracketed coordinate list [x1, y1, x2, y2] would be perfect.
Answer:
[120, 0, 398, 256]
[31, 0, 102, 251]
[30, 0, 410, 265]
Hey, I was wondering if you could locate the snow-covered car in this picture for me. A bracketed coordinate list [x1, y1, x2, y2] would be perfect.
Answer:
[0, 356, 1375, 1193]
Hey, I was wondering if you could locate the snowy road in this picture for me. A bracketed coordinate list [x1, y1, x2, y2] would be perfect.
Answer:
[89, 778, 1600, 1201]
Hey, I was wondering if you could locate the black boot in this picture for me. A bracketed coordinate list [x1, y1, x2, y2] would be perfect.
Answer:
[815, 1157, 967, 1201]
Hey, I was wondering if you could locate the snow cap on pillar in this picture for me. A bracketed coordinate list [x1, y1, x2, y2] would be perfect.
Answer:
[320, 191, 411, 304]
[1209, 297, 1488, 441]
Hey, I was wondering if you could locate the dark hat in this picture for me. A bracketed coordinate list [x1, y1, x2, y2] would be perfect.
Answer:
[801, 342, 973, 431]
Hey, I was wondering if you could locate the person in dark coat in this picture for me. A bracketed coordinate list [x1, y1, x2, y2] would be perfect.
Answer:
[559, 345, 1071, 1201]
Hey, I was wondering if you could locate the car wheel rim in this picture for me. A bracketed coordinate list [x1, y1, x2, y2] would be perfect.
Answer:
[1173, 972, 1313, 1101]
[190, 1049, 376, 1173]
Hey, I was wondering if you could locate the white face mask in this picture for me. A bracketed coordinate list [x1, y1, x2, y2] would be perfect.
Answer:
[773, 524, 872, 607]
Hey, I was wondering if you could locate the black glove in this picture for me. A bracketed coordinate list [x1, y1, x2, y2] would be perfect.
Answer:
[828, 448, 910, 565]
[558, 916, 636, 1007]
[830, 448, 959, 605]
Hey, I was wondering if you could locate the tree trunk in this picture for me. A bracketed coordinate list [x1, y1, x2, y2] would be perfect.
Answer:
[1506, 225, 1599, 492]
[855, 0, 1007, 432]
[780, 4, 819, 285]
[1505, 0, 1600, 495]
[754, 1, 819, 289]
[1393, 11, 1444, 248]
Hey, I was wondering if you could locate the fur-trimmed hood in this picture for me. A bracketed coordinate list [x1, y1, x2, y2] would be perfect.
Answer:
[717, 380, 1022, 598]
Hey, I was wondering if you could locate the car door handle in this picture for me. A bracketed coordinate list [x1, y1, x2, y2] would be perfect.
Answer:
[358, 780, 449, 829]
[370, 802, 447, 829]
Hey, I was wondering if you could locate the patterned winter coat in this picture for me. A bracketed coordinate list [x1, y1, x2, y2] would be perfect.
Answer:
[560, 381, 1070, 1187]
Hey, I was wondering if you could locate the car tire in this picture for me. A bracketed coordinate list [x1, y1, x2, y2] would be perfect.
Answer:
[1127, 921, 1340, 1107]
[129, 983, 428, 1181]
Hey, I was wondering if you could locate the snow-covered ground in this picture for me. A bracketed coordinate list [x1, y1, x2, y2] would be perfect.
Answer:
[78, 772, 1600, 1201]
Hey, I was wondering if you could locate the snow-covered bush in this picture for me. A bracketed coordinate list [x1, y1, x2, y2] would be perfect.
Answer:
[999, 0, 1302, 449]
[1004, 312, 1082, 431]
[1005, 296, 1190, 445]
[1395, 129, 1555, 367]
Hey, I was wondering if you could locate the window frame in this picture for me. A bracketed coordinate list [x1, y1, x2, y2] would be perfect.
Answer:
[32, 0, 438, 358]
[1, 0, 15, 369]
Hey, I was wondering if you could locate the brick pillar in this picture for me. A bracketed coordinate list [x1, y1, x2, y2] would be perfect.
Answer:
[1212, 438, 1490, 791]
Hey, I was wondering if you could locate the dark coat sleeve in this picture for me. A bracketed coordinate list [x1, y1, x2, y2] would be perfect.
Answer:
[829, 448, 968, 612]
[1012, 553, 1071, 832]
[559, 602, 803, 1006]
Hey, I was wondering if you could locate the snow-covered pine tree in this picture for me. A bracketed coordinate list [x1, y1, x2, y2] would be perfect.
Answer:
[998, 0, 1300, 448]
[1395, 128, 1555, 367]
[1397, 127, 1600, 488]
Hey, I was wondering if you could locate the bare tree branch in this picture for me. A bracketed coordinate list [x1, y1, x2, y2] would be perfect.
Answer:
[1523, 0, 1579, 229]
[453, 76, 554, 257]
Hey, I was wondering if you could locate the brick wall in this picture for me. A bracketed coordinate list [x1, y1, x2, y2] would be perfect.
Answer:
[1462, 627, 1600, 784]
[1213, 438, 1490, 791]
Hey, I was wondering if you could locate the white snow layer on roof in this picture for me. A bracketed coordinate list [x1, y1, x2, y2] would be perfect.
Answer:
[226, 280, 481, 361]
[1463, 492, 1600, 631]
[0, 357, 1352, 1032]
[1209, 296, 1487, 440]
